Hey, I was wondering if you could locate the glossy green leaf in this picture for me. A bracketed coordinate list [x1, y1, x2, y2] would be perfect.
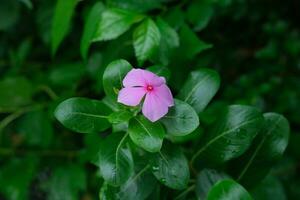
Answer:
[93, 8, 143, 41]
[80, 2, 104, 59]
[119, 163, 157, 200]
[0, 77, 33, 111]
[54, 97, 111, 133]
[250, 176, 287, 200]
[108, 110, 133, 124]
[128, 115, 165, 152]
[178, 68, 220, 114]
[191, 105, 264, 165]
[51, 0, 77, 55]
[147, 65, 171, 81]
[196, 169, 230, 199]
[149, 142, 190, 190]
[96, 132, 134, 186]
[230, 113, 290, 186]
[133, 18, 161, 65]
[152, 17, 179, 65]
[103, 59, 132, 100]
[161, 99, 199, 136]
[207, 179, 253, 200]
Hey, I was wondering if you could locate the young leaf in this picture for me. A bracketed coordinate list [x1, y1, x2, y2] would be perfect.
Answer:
[207, 179, 253, 200]
[178, 68, 220, 114]
[196, 169, 230, 199]
[103, 59, 132, 100]
[80, 2, 104, 59]
[54, 97, 111, 133]
[128, 115, 165, 152]
[133, 18, 161, 65]
[230, 113, 290, 187]
[93, 8, 144, 42]
[161, 99, 199, 136]
[191, 105, 264, 165]
[149, 142, 190, 190]
[51, 0, 78, 55]
[96, 132, 134, 186]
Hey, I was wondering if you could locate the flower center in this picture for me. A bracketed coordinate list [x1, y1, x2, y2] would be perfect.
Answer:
[146, 85, 154, 91]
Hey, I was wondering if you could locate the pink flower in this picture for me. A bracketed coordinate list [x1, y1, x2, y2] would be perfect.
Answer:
[117, 69, 174, 122]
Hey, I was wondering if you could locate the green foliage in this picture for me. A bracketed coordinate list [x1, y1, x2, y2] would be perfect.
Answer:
[0, 0, 298, 199]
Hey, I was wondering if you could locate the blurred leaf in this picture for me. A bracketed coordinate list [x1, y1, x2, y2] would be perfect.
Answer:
[0, 77, 33, 110]
[49, 62, 86, 87]
[152, 17, 179, 65]
[250, 176, 287, 200]
[149, 142, 190, 190]
[18, 0, 33, 9]
[107, 0, 162, 13]
[54, 97, 111, 133]
[80, 2, 105, 59]
[178, 68, 220, 114]
[128, 115, 165, 152]
[96, 132, 134, 186]
[255, 40, 278, 60]
[0, 157, 37, 200]
[43, 165, 86, 200]
[230, 113, 290, 187]
[133, 18, 161, 65]
[191, 105, 263, 164]
[196, 169, 230, 199]
[99, 182, 118, 200]
[0, 0, 19, 31]
[161, 99, 199, 136]
[103, 59, 132, 100]
[17, 110, 53, 147]
[207, 179, 253, 200]
[51, 0, 78, 55]
[93, 8, 143, 42]
[186, 0, 214, 31]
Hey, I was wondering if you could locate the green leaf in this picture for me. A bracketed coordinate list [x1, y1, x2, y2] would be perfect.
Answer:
[149, 142, 190, 190]
[107, 0, 162, 13]
[161, 99, 199, 136]
[0, 77, 33, 111]
[80, 2, 104, 59]
[178, 68, 220, 114]
[128, 115, 165, 153]
[103, 59, 132, 100]
[250, 176, 287, 200]
[133, 18, 161, 65]
[186, 0, 214, 31]
[108, 110, 133, 124]
[93, 8, 143, 42]
[191, 105, 264, 165]
[119, 163, 157, 200]
[0, 0, 19, 31]
[17, 110, 53, 148]
[152, 17, 179, 65]
[51, 0, 77, 55]
[99, 182, 118, 200]
[207, 179, 253, 200]
[230, 113, 290, 187]
[196, 169, 230, 199]
[178, 23, 212, 60]
[42, 165, 86, 200]
[54, 97, 111, 133]
[96, 132, 134, 186]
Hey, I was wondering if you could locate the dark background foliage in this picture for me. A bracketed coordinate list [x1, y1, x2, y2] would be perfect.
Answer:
[0, 0, 299, 199]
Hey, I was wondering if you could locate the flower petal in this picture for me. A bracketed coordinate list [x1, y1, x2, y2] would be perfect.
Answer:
[123, 69, 147, 87]
[118, 87, 146, 106]
[155, 84, 174, 107]
[142, 70, 166, 86]
[142, 92, 169, 122]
